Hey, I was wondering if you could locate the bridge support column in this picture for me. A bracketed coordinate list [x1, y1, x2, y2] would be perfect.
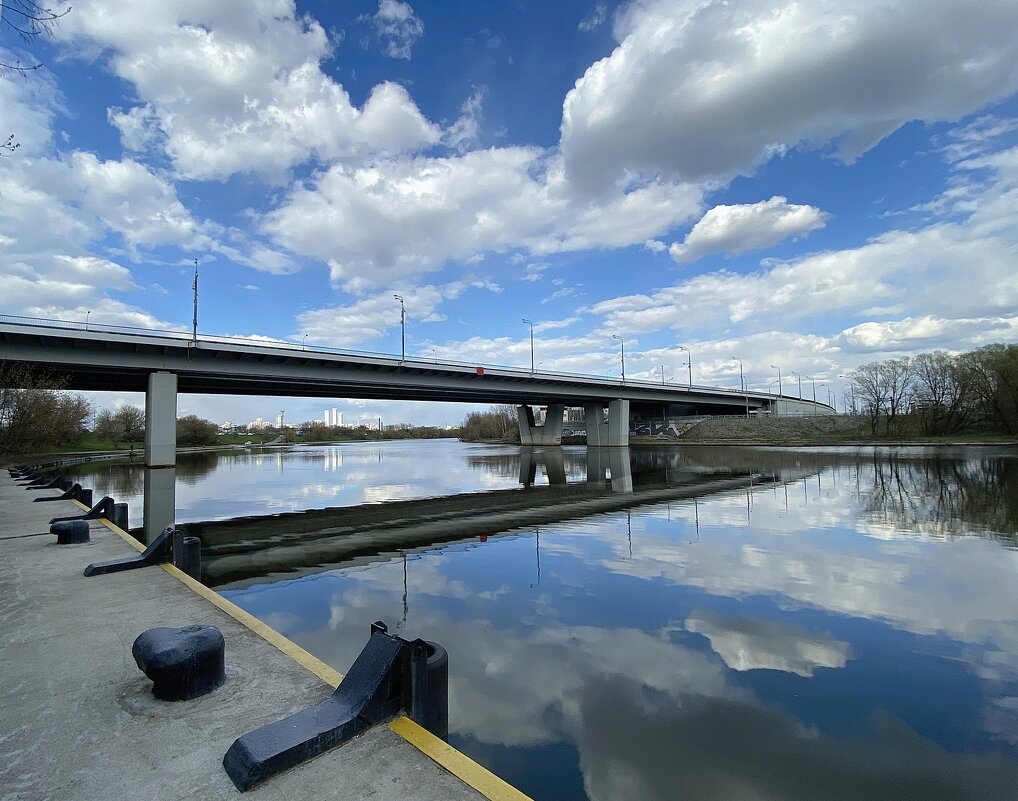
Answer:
[519, 447, 566, 486]
[517, 404, 564, 445]
[144, 372, 177, 542]
[584, 400, 629, 447]
[586, 447, 633, 493]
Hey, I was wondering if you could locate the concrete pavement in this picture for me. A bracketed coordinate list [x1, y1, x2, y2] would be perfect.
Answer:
[0, 474, 528, 801]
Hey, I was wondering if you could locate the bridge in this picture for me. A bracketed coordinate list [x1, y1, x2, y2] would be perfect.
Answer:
[1, 317, 834, 537]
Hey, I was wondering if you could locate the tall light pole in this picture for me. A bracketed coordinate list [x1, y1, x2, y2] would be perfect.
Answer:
[806, 375, 817, 402]
[679, 345, 692, 386]
[85, 310, 90, 331]
[192, 258, 199, 345]
[393, 294, 405, 362]
[302, 333, 308, 351]
[523, 318, 534, 373]
[839, 375, 856, 414]
[771, 364, 782, 396]
[612, 334, 626, 383]
[790, 370, 802, 399]
[732, 356, 747, 418]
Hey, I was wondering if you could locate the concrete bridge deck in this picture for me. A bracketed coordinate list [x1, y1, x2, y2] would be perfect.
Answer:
[0, 477, 529, 801]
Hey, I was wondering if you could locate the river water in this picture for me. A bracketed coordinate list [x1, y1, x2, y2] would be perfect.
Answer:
[67, 441, 1018, 801]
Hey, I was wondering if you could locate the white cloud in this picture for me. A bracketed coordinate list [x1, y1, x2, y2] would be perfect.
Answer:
[370, 0, 425, 60]
[55, 0, 439, 180]
[685, 612, 850, 677]
[262, 149, 702, 291]
[561, 0, 1018, 192]
[670, 196, 829, 263]
[578, 4, 607, 33]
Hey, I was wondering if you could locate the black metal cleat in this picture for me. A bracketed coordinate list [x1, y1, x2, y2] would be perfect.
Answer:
[222, 621, 446, 792]
[83, 526, 177, 577]
[49, 496, 114, 519]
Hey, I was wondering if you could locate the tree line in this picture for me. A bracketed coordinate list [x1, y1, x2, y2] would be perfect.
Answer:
[849, 344, 1018, 436]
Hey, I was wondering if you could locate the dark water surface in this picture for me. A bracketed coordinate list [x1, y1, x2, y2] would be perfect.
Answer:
[69, 442, 1018, 800]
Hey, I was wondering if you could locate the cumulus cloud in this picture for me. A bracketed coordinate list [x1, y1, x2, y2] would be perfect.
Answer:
[370, 0, 425, 60]
[670, 196, 829, 263]
[262, 149, 702, 291]
[685, 612, 850, 676]
[561, 0, 1018, 192]
[55, 0, 439, 180]
[589, 142, 1018, 339]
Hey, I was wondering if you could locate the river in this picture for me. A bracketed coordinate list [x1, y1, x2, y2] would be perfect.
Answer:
[66, 440, 1018, 801]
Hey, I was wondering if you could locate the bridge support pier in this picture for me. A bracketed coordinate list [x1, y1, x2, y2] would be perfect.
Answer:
[584, 400, 629, 447]
[144, 372, 177, 541]
[586, 447, 633, 493]
[518, 404, 564, 445]
[519, 447, 566, 486]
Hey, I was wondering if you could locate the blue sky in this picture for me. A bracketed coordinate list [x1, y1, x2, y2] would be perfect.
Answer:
[3, 0, 1018, 427]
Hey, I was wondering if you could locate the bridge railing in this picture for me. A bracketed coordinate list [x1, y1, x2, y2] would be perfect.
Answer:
[0, 313, 821, 404]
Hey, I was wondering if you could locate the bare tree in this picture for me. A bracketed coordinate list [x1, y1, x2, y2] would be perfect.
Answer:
[882, 357, 915, 435]
[1, 0, 71, 77]
[850, 363, 887, 435]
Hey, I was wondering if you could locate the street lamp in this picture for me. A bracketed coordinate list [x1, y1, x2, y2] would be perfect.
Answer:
[393, 294, 405, 362]
[612, 334, 626, 383]
[192, 258, 199, 345]
[679, 345, 692, 386]
[85, 310, 90, 331]
[771, 365, 782, 396]
[790, 370, 802, 399]
[838, 375, 857, 414]
[732, 356, 748, 418]
[302, 333, 308, 351]
[522, 318, 535, 373]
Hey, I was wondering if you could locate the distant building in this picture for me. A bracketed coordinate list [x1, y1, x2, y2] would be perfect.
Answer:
[249, 417, 272, 430]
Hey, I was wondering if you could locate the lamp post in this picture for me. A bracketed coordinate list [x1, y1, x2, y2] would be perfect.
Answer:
[838, 375, 856, 414]
[660, 364, 666, 385]
[732, 356, 748, 418]
[523, 318, 534, 373]
[790, 370, 802, 399]
[85, 310, 90, 331]
[393, 294, 405, 362]
[192, 258, 199, 345]
[770, 365, 782, 396]
[612, 334, 626, 383]
[302, 333, 308, 351]
[678, 345, 692, 386]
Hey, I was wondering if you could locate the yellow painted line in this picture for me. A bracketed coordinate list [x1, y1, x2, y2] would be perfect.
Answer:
[96, 516, 532, 800]
[388, 716, 534, 801]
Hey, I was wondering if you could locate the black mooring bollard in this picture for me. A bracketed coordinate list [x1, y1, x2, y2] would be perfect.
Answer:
[51, 520, 91, 544]
[72, 486, 93, 508]
[133, 625, 226, 701]
[112, 502, 129, 531]
[424, 641, 449, 741]
[175, 536, 202, 581]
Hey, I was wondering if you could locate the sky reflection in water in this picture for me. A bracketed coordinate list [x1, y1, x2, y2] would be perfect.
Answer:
[78, 443, 1018, 800]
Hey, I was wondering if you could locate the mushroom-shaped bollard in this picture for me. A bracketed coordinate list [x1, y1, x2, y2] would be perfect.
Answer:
[50, 520, 90, 544]
[132, 625, 226, 701]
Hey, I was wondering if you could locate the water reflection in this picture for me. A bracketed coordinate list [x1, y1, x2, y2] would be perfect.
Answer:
[213, 445, 1018, 801]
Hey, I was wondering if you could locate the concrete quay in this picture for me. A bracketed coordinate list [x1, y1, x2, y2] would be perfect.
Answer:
[0, 476, 529, 801]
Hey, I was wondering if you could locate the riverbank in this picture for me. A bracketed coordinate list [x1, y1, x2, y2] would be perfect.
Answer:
[633, 415, 1018, 447]
[0, 476, 530, 801]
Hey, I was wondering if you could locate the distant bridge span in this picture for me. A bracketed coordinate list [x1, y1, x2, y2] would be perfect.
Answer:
[0, 319, 824, 414]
